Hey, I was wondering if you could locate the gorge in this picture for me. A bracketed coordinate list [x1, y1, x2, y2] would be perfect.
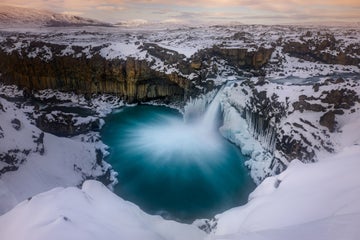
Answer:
[0, 15, 360, 240]
[101, 103, 255, 222]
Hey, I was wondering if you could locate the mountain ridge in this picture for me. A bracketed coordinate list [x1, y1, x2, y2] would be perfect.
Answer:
[0, 5, 113, 27]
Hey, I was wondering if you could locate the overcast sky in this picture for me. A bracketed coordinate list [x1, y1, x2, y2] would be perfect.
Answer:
[2, 0, 359, 24]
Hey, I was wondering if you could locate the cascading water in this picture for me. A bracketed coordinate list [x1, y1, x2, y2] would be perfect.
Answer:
[101, 88, 255, 222]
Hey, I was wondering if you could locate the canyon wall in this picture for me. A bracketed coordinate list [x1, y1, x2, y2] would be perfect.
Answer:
[0, 38, 274, 104]
[0, 50, 189, 103]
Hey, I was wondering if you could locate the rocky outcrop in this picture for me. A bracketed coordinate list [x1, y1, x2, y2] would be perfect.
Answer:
[228, 77, 360, 173]
[277, 135, 316, 162]
[0, 44, 189, 104]
[319, 111, 336, 133]
[321, 89, 359, 109]
[292, 95, 326, 113]
[35, 112, 101, 137]
[283, 34, 360, 65]
[11, 118, 21, 131]
[193, 46, 273, 70]
[0, 149, 30, 175]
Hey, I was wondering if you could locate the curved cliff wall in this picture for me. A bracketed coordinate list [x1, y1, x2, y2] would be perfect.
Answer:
[0, 50, 189, 103]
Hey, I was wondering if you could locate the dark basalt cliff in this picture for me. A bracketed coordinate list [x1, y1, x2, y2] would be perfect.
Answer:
[0, 40, 273, 103]
[225, 76, 360, 179]
[0, 50, 188, 103]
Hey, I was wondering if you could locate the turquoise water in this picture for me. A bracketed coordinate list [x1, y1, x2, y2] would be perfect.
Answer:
[101, 105, 255, 222]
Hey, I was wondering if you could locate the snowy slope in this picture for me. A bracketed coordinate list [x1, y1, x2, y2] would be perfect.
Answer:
[0, 180, 205, 240]
[0, 84, 122, 215]
[211, 145, 360, 240]
[0, 5, 112, 28]
[0, 146, 359, 240]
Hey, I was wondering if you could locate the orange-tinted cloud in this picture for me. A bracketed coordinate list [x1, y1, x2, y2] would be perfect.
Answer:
[0, 0, 358, 23]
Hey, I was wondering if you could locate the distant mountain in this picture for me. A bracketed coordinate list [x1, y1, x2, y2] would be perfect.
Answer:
[0, 5, 113, 28]
[114, 19, 150, 27]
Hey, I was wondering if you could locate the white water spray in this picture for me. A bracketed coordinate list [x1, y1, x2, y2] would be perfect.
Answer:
[127, 87, 225, 163]
[201, 87, 223, 131]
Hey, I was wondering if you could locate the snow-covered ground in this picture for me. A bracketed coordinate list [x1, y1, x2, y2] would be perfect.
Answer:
[1, 23, 359, 78]
[0, 145, 359, 240]
[0, 84, 123, 215]
[211, 145, 360, 240]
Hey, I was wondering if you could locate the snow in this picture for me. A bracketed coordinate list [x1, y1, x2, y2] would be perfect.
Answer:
[0, 5, 112, 28]
[100, 42, 143, 60]
[1, 21, 359, 83]
[0, 180, 205, 240]
[1, 145, 359, 240]
[211, 145, 360, 240]
[0, 85, 116, 214]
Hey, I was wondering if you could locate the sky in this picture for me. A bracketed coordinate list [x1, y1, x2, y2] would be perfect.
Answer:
[1, 0, 359, 24]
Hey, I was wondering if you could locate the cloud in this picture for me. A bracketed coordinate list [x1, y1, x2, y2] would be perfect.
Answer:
[61, 11, 84, 15]
[96, 5, 124, 11]
[0, 0, 358, 24]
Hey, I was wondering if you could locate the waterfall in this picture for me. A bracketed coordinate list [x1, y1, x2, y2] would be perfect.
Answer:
[183, 90, 217, 123]
[201, 88, 223, 131]
[183, 87, 224, 131]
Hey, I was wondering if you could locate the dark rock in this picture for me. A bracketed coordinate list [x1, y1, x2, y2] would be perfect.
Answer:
[33, 132, 45, 155]
[292, 100, 325, 112]
[11, 118, 21, 130]
[0, 46, 189, 104]
[22, 87, 33, 99]
[0, 125, 3, 139]
[191, 46, 273, 73]
[0, 149, 29, 175]
[0, 101, 4, 112]
[274, 179, 281, 188]
[299, 118, 317, 129]
[95, 149, 103, 167]
[197, 218, 218, 234]
[293, 122, 307, 131]
[319, 111, 336, 132]
[277, 135, 315, 162]
[313, 83, 320, 92]
[283, 37, 359, 65]
[95, 168, 113, 186]
[321, 89, 359, 109]
[35, 112, 100, 137]
[333, 109, 344, 115]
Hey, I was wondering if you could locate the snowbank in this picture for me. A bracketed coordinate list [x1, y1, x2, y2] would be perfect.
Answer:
[1, 146, 360, 240]
[0, 85, 116, 214]
[0, 180, 205, 240]
[211, 145, 360, 240]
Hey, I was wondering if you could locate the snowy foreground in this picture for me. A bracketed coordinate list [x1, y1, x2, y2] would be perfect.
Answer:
[0, 145, 359, 240]
[1, 78, 360, 239]
[0, 85, 121, 214]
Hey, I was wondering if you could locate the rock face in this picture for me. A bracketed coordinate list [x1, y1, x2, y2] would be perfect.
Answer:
[35, 112, 101, 137]
[0, 46, 189, 104]
[319, 111, 337, 133]
[283, 33, 360, 65]
[223, 77, 360, 181]
[193, 46, 273, 70]
[0, 38, 275, 104]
